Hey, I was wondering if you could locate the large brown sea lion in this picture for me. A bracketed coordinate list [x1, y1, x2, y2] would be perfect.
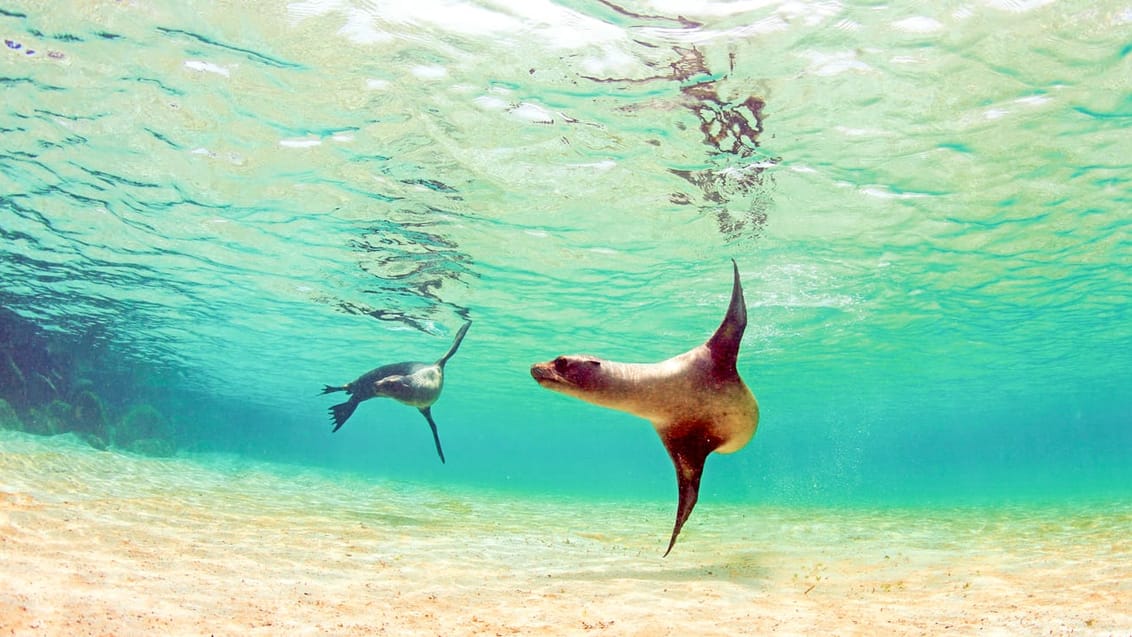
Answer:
[531, 262, 757, 555]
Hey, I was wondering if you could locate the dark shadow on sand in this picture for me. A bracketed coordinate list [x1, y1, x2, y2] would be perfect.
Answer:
[550, 550, 772, 586]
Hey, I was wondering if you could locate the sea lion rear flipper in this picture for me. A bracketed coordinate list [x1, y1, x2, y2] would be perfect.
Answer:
[321, 384, 347, 395]
[329, 398, 360, 432]
[659, 424, 721, 557]
[419, 407, 446, 464]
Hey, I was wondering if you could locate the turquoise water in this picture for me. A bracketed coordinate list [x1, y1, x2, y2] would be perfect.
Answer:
[2, 0, 1130, 513]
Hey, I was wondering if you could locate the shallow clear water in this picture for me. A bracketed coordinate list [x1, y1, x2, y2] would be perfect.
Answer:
[2, 1, 1131, 509]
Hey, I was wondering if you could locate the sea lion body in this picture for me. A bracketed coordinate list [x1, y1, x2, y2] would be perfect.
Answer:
[539, 350, 757, 453]
[323, 321, 471, 463]
[342, 361, 442, 408]
[531, 261, 757, 555]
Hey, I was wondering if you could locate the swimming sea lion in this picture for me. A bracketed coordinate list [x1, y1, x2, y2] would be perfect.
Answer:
[322, 321, 471, 463]
[530, 261, 757, 555]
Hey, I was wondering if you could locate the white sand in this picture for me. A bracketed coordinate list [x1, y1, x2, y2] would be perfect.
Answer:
[1, 431, 1129, 636]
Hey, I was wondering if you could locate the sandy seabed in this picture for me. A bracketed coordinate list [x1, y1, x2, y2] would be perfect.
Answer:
[1, 431, 1129, 636]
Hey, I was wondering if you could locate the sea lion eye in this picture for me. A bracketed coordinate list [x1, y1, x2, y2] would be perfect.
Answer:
[554, 357, 568, 372]
[587, 360, 601, 367]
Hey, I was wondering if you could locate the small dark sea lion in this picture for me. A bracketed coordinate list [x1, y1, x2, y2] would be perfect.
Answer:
[530, 261, 758, 555]
[322, 321, 471, 463]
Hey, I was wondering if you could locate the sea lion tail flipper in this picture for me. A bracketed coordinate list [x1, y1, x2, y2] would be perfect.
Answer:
[419, 407, 446, 464]
[705, 260, 747, 368]
[436, 321, 472, 367]
[329, 398, 360, 432]
[322, 384, 347, 395]
[660, 425, 719, 557]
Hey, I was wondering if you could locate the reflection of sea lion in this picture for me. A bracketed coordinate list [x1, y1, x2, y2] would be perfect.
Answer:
[531, 261, 758, 555]
[322, 321, 471, 463]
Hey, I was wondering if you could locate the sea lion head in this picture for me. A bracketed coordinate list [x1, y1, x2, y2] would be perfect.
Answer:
[530, 355, 615, 400]
[529, 353, 647, 414]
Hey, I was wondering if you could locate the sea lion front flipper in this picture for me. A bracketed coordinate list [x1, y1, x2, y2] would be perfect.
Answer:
[659, 424, 722, 557]
[705, 259, 747, 370]
[436, 320, 472, 367]
[418, 407, 446, 464]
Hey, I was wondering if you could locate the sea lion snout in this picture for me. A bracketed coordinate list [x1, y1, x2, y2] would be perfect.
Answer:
[529, 362, 557, 384]
[531, 356, 602, 388]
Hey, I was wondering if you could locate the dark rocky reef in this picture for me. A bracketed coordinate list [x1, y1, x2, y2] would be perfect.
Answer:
[0, 398, 22, 432]
[112, 403, 175, 457]
[0, 307, 180, 457]
[72, 389, 110, 450]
